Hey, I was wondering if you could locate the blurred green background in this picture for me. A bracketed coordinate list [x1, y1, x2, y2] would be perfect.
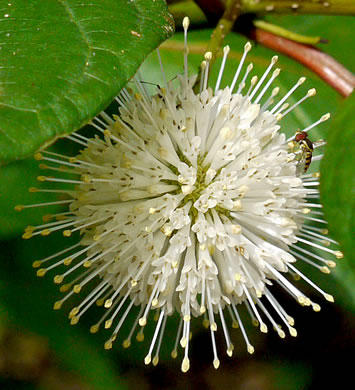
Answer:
[0, 11, 354, 390]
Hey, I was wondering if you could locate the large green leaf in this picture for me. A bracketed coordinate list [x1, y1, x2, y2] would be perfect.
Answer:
[320, 92, 355, 263]
[0, 0, 174, 164]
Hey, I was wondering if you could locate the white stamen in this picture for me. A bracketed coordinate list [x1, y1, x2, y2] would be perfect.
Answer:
[230, 42, 252, 92]
[215, 45, 230, 92]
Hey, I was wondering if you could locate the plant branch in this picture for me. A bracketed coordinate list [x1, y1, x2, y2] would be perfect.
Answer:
[193, 0, 241, 91]
[241, 0, 355, 15]
[250, 28, 355, 97]
[206, 0, 241, 63]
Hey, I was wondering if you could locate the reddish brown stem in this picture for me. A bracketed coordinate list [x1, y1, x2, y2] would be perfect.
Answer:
[250, 29, 355, 97]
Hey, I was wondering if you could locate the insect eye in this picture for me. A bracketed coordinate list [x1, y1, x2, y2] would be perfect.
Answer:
[295, 132, 306, 141]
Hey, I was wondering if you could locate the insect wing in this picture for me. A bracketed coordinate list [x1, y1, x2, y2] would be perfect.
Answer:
[296, 150, 308, 176]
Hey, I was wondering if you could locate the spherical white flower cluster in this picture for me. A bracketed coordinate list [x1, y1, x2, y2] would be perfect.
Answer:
[19, 18, 342, 372]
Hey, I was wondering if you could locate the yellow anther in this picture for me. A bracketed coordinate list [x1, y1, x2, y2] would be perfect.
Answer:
[36, 268, 47, 277]
[202, 318, 209, 328]
[171, 349, 178, 359]
[180, 337, 187, 348]
[139, 317, 146, 326]
[32, 260, 41, 268]
[104, 299, 113, 308]
[288, 141, 297, 149]
[82, 175, 91, 183]
[252, 319, 259, 327]
[233, 200, 242, 211]
[53, 301, 62, 310]
[105, 319, 113, 329]
[83, 261, 92, 268]
[63, 230, 72, 237]
[208, 244, 215, 255]
[247, 345, 255, 354]
[325, 294, 334, 302]
[54, 275, 64, 284]
[260, 323, 268, 333]
[42, 214, 52, 222]
[122, 339, 131, 348]
[104, 340, 113, 350]
[96, 298, 105, 306]
[15, 205, 24, 211]
[60, 284, 71, 292]
[144, 355, 151, 365]
[73, 284, 81, 293]
[181, 357, 190, 373]
[136, 332, 144, 342]
[34, 152, 43, 160]
[334, 250, 343, 259]
[232, 320, 239, 329]
[231, 224, 241, 234]
[63, 257, 72, 266]
[90, 325, 99, 334]
[302, 208, 311, 214]
[39, 163, 48, 169]
[41, 229, 51, 236]
[69, 307, 79, 318]
[312, 303, 321, 312]
[276, 113, 283, 121]
[69, 157, 77, 163]
[29, 187, 38, 192]
[152, 356, 159, 366]
[70, 316, 79, 325]
[287, 316, 295, 326]
[22, 232, 32, 240]
[213, 359, 220, 369]
[290, 327, 297, 337]
[37, 176, 46, 182]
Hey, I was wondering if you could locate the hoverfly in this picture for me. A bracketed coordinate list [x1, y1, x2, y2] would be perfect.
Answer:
[294, 131, 314, 174]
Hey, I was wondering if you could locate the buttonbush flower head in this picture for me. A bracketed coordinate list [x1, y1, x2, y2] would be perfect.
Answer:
[18, 18, 343, 372]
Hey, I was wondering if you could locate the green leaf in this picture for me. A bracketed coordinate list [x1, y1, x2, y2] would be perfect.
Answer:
[0, 0, 174, 164]
[321, 92, 355, 263]
[0, 139, 79, 239]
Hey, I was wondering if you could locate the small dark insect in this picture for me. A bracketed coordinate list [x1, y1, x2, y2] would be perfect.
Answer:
[295, 131, 314, 174]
